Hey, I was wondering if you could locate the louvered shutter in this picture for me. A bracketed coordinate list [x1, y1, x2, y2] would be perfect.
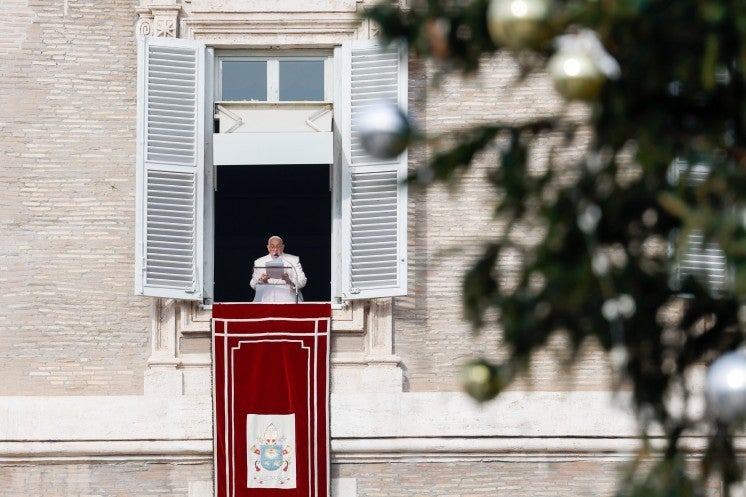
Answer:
[135, 36, 206, 300]
[335, 40, 408, 299]
[670, 160, 731, 296]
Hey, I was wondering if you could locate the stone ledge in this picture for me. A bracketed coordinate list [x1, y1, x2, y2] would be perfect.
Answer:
[0, 440, 212, 463]
[1, 436, 734, 464]
[0, 395, 212, 441]
[0, 390, 697, 461]
[0, 392, 638, 441]
[330, 391, 641, 438]
[330, 436, 721, 463]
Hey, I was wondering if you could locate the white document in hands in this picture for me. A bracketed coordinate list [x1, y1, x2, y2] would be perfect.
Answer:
[265, 258, 286, 280]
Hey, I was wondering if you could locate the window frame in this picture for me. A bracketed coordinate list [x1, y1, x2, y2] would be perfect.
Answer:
[215, 51, 333, 103]
[136, 37, 408, 305]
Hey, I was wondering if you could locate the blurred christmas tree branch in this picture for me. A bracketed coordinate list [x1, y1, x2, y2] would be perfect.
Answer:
[362, 0, 746, 495]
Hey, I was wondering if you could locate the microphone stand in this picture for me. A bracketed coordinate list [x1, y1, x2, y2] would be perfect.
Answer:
[287, 263, 300, 304]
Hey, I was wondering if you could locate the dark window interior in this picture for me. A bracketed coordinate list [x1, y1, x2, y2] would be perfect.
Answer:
[214, 164, 332, 302]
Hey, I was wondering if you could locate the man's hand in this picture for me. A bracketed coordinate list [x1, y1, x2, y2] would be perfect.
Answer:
[281, 273, 294, 286]
[259, 273, 269, 283]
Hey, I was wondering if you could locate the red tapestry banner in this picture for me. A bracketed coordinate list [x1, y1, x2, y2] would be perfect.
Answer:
[212, 303, 331, 497]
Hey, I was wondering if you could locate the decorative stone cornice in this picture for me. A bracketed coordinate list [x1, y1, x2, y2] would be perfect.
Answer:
[180, 13, 367, 45]
[133, 1, 393, 42]
[130, 0, 369, 43]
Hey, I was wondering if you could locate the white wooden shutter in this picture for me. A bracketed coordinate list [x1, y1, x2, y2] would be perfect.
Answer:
[670, 160, 731, 296]
[675, 231, 729, 293]
[135, 36, 206, 300]
[335, 40, 408, 299]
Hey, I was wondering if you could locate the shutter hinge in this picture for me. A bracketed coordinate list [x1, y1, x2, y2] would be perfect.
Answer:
[349, 287, 361, 294]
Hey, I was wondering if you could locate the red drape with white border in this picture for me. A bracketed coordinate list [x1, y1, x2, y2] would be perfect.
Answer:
[213, 303, 330, 497]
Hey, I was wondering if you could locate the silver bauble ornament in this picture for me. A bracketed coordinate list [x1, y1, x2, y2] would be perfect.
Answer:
[358, 101, 411, 159]
[705, 350, 746, 423]
[486, 0, 554, 51]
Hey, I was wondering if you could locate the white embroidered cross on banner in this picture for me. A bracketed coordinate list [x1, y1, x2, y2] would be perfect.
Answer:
[246, 414, 297, 489]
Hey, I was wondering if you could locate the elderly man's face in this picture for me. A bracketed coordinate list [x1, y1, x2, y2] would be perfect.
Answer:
[267, 239, 284, 258]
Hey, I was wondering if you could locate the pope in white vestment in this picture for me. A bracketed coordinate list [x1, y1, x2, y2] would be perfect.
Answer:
[250, 236, 307, 302]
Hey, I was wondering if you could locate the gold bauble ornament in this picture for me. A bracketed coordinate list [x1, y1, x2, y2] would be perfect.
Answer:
[547, 49, 606, 101]
[547, 29, 620, 101]
[461, 358, 503, 402]
[486, 0, 554, 51]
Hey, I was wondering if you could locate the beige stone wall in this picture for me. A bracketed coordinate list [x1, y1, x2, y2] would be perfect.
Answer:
[0, 461, 212, 497]
[0, 1, 612, 397]
[0, 0, 615, 397]
[335, 460, 622, 497]
[0, 0, 150, 395]
[396, 55, 613, 393]
[0, 456, 717, 497]
[0, 459, 622, 497]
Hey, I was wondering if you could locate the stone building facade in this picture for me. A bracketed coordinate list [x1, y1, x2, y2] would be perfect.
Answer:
[0, 0, 643, 496]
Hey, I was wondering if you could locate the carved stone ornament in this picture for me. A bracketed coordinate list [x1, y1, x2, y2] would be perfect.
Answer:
[153, 11, 179, 37]
[135, 13, 153, 36]
[136, 1, 181, 38]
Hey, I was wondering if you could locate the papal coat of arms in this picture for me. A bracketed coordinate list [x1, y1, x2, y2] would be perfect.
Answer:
[247, 414, 296, 488]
